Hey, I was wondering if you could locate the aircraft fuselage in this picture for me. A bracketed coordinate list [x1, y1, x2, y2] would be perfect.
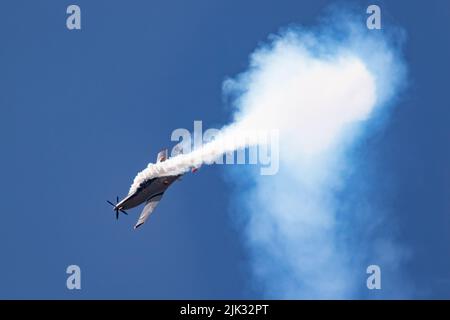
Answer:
[117, 175, 180, 211]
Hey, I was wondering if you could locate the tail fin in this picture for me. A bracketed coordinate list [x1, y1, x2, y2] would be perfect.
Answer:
[156, 149, 168, 163]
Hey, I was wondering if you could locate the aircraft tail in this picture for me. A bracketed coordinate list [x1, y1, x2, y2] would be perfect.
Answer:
[156, 149, 168, 163]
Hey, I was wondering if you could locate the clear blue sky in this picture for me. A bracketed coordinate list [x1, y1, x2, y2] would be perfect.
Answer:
[0, 0, 449, 299]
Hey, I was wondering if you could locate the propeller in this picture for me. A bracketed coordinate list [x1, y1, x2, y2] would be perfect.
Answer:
[107, 196, 128, 220]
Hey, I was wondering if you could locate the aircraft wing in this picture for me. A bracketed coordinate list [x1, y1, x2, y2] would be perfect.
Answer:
[134, 193, 164, 229]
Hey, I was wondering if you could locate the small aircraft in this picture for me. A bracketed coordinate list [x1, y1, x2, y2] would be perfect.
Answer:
[107, 148, 197, 229]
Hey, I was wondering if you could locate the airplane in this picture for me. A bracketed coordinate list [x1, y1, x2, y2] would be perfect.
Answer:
[107, 148, 197, 229]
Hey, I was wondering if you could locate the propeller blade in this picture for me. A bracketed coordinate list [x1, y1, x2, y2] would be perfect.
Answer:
[107, 200, 116, 208]
[108, 197, 125, 220]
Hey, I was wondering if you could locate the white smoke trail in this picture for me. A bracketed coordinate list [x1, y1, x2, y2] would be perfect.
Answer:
[128, 124, 263, 194]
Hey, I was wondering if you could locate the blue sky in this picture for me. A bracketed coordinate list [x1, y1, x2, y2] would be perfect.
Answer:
[0, 0, 449, 299]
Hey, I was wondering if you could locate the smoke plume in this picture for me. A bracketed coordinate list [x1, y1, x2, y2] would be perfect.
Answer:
[223, 14, 407, 298]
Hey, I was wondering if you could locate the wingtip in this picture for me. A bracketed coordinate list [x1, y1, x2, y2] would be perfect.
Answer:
[134, 223, 144, 230]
